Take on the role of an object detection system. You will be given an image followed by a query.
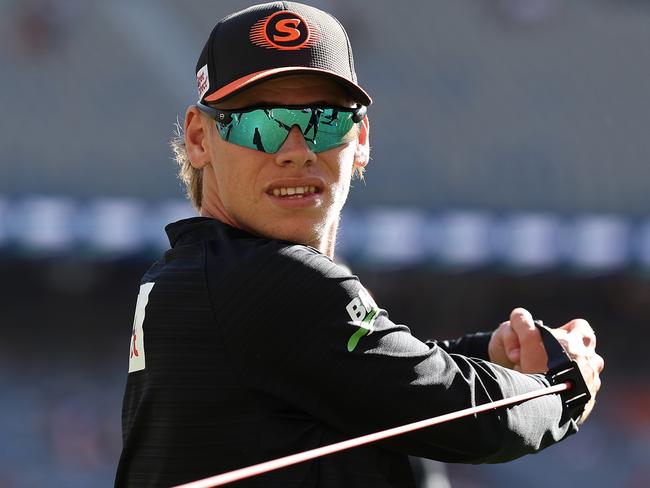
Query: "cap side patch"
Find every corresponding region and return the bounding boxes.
[197,64,210,100]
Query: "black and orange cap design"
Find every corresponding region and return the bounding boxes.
[195,1,371,106]
[249,10,318,51]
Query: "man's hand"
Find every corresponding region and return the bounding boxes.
[488,308,604,423]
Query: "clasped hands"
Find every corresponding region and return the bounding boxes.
[488,308,604,423]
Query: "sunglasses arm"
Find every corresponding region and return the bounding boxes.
[196,101,234,124]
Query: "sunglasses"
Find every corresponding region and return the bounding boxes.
[196,101,367,154]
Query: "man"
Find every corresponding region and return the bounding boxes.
[115,2,603,487]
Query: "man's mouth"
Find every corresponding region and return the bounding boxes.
[270,186,320,198]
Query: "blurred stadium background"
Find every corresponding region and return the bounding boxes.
[1,0,649,486]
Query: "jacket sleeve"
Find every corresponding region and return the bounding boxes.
[434,331,494,360]
[211,245,578,464]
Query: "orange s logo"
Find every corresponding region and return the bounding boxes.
[273,18,301,42]
[250,11,317,51]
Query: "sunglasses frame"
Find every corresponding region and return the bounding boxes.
[196,101,367,125]
[195,101,367,154]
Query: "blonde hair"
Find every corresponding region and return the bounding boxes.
[171,120,202,212]
[170,120,366,213]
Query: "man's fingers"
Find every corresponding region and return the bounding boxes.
[562,319,597,350]
[508,308,548,373]
[593,353,605,374]
[501,323,521,364]
[492,310,601,379]
[509,308,540,347]
[580,354,603,394]
[489,321,519,368]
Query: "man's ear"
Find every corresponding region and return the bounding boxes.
[185,106,210,169]
[354,115,370,170]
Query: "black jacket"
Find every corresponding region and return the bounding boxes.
[115,217,576,487]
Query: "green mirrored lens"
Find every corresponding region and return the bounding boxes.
[217,107,358,154]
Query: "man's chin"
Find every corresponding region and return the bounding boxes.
[264,223,323,248]
[275,230,321,248]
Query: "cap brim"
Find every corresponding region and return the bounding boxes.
[203,67,372,106]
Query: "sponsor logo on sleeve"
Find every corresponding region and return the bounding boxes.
[345,287,379,352]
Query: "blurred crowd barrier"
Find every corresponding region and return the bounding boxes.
[1,194,649,273]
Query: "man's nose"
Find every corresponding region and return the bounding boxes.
[274,126,316,167]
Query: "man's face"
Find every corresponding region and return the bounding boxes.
[193,75,366,251]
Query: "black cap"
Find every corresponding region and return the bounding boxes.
[195,1,371,106]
